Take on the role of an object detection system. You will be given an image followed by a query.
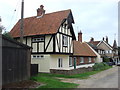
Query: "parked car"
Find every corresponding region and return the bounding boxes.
[117,62,120,66]
[104,62,114,66]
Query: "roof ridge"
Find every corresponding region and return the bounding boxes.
[20,9,71,20]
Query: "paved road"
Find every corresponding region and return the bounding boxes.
[77,66,118,88]
[61,66,119,88]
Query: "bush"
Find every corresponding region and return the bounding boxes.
[103,57,110,62]
[93,62,111,71]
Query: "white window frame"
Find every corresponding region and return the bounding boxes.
[69,57,72,67]
[88,57,92,62]
[58,58,63,68]
[32,37,44,42]
[80,57,84,63]
[32,55,44,59]
[63,35,68,46]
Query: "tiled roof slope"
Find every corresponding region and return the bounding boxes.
[73,41,97,57]
[89,41,100,46]
[10,9,72,38]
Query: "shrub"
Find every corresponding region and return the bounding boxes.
[103,57,110,62]
[93,62,111,71]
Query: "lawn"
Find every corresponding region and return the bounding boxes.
[30,63,112,88]
[30,75,78,88]
[30,70,102,88]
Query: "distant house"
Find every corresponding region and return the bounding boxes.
[71,41,97,69]
[2,35,31,85]
[10,5,76,73]
[88,36,120,64]
[112,39,119,64]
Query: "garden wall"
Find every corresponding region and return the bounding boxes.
[50,67,93,75]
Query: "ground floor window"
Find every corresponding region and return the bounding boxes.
[69,57,72,67]
[88,57,92,62]
[58,58,62,67]
[80,57,84,63]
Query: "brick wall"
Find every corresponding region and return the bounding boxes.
[72,56,95,66]
[50,67,93,75]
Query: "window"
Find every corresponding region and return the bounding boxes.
[63,35,68,46]
[80,57,84,63]
[33,55,37,58]
[69,57,72,67]
[88,57,92,62]
[105,50,110,54]
[98,50,100,54]
[109,50,112,53]
[32,55,44,58]
[32,37,44,42]
[58,58,62,67]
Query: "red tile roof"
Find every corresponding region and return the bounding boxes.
[73,41,97,57]
[10,9,72,38]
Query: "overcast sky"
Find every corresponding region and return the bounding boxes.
[0,0,119,46]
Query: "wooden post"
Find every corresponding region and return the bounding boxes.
[20,0,24,43]
[74,57,76,69]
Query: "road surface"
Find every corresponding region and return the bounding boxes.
[61,66,119,88]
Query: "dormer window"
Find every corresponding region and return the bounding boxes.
[32,37,44,42]
[63,35,68,46]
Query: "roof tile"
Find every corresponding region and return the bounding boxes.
[73,41,97,57]
[10,9,71,38]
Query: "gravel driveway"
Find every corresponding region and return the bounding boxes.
[61,66,119,88]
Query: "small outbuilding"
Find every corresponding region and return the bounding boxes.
[2,35,31,85]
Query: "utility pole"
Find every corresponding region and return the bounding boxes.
[20,0,24,43]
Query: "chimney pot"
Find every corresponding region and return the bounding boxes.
[37,5,45,16]
[106,36,108,43]
[90,37,94,42]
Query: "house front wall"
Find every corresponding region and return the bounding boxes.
[49,55,70,70]
[31,54,50,72]
[86,43,102,63]
[31,54,71,72]
[55,20,73,54]
[97,42,113,57]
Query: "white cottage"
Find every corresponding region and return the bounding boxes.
[10,5,76,73]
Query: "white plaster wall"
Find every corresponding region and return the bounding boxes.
[27,37,31,46]
[39,43,44,52]
[55,33,59,52]
[49,55,70,70]
[45,35,53,52]
[32,43,37,52]
[31,54,50,72]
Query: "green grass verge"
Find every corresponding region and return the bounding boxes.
[30,64,112,88]
[30,76,78,88]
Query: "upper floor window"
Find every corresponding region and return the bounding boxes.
[88,57,92,62]
[32,37,44,42]
[63,35,68,46]
[80,57,84,63]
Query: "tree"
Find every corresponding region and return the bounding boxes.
[0,17,5,34]
[3,31,13,39]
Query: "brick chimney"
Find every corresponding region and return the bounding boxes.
[37,5,45,16]
[106,36,108,43]
[90,37,94,42]
[103,37,104,41]
[78,30,82,42]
